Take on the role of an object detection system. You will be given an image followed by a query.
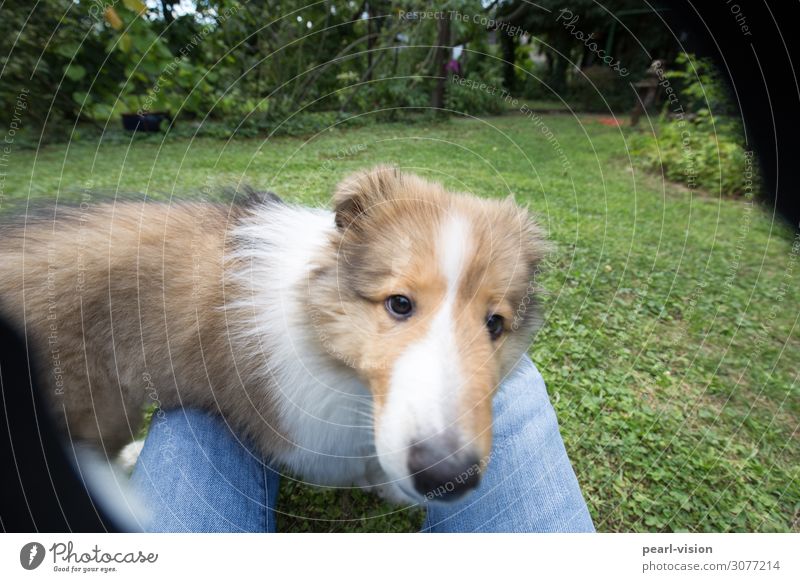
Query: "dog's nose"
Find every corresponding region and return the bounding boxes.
[407,441,482,502]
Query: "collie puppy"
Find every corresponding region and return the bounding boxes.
[0,166,546,504]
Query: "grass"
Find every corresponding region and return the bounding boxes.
[4,112,798,532]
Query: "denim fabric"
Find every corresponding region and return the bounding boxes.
[129,409,280,532]
[422,356,595,532]
[130,356,594,532]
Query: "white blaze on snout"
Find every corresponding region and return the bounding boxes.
[376,213,473,487]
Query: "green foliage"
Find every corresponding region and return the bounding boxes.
[3,115,795,532]
[629,114,760,198]
[2,0,690,140]
[336,75,430,118]
[666,52,737,117]
[106,4,179,113]
[515,40,551,101]
[629,53,759,198]
[445,78,505,116]
[0,0,122,135]
[279,480,423,533]
[2,1,456,136]
[446,59,507,116]
[503,0,680,105]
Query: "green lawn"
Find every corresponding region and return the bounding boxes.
[5,113,798,532]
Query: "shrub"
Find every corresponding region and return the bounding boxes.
[630,113,760,197]
[337,74,431,120]
[445,77,507,117]
[667,52,738,117]
[445,58,507,116]
[629,53,761,198]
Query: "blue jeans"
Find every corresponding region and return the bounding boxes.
[129,356,595,532]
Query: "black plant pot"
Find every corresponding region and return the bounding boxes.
[121,111,171,132]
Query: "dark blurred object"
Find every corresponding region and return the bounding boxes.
[0,318,120,532]
[121,111,172,132]
[664,0,800,229]
[630,60,662,127]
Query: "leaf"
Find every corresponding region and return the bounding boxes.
[65,64,86,81]
[119,32,132,53]
[644,515,665,528]
[132,33,153,54]
[71,91,88,104]
[122,0,147,15]
[54,43,80,59]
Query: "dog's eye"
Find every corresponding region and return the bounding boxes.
[487,314,504,340]
[385,295,413,319]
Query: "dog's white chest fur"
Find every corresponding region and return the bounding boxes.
[229,204,384,489]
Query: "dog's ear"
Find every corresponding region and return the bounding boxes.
[333,165,401,231]
[518,206,551,274]
[500,194,551,270]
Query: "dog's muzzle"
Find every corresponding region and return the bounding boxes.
[407,437,482,502]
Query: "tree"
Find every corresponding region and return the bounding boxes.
[494,0,679,99]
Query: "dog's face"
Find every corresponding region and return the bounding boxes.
[310,166,547,503]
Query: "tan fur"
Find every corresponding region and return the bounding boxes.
[0,202,285,455]
[310,166,547,463]
[0,167,547,489]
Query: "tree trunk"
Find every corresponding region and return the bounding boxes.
[549,37,571,95]
[366,3,373,81]
[160,0,174,25]
[431,18,451,110]
[500,30,516,94]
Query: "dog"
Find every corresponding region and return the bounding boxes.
[0,166,547,504]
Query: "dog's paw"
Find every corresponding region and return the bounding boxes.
[360,481,415,506]
[116,439,145,474]
[358,458,417,506]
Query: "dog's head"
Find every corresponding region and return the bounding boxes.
[310,166,548,503]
